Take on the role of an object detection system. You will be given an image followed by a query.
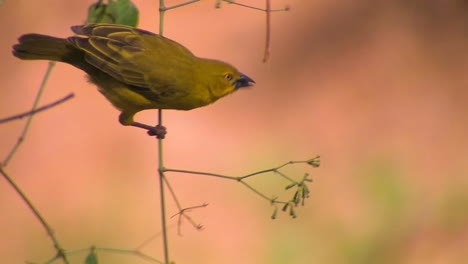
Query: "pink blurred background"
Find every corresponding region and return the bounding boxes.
[1,0,467,263]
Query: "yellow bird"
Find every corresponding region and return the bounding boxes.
[12,23,254,138]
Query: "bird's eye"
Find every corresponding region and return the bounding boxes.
[224,74,233,81]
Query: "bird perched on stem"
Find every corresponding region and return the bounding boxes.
[12,23,255,138]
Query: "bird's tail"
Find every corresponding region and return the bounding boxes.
[12,34,76,62]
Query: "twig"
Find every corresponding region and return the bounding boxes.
[98,247,164,264]
[158,1,170,262]
[162,157,320,216]
[0,167,69,264]
[164,160,315,180]
[64,246,163,264]
[163,176,205,234]
[170,202,207,235]
[263,0,271,62]
[2,61,56,167]
[0,93,74,124]
[160,0,201,11]
[156,108,169,264]
[221,0,289,12]
[134,223,185,253]
[218,0,290,62]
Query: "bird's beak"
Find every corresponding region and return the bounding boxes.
[235,73,255,89]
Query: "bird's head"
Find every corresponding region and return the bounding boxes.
[199,59,255,101]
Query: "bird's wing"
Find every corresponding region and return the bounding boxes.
[68,24,193,90]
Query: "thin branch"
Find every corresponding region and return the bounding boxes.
[157,129,170,264]
[221,0,289,12]
[0,93,74,124]
[161,0,201,11]
[165,167,289,204]
[238,180,278,202]
[164,160,316,181]
[2,61,56,167]
[158,1,170,262]
[170,203,207,235]
[163,176,205,234]
[65,246,164,264]
[135,232,164,252]
[163,176,184,235]
[134,222,179,251]
[97,247,164,264]
[162,176,183,210]
[159,1,166,35]
[163,158,320,217]
[170,204,208,218]
[240,160,311,179]
[274,170,295,182]
[0,167,69,264]
[218,0,290,62]
[263,0,271,62]
[164,168,237,180]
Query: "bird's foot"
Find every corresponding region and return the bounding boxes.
[131,122,167,139]
[147,124,167,139]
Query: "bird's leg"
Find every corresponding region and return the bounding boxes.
[131,122,167,139]
[119,113,167,139]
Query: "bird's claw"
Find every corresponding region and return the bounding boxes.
[147,125,167,139]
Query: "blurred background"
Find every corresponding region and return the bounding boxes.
[1,0,467,263]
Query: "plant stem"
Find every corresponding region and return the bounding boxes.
[65,246,164,264]
[0,93,74,124]
[3,61,56,166]
[157,129,170,264]
[263,0,271,62]
[158,1,169,262]
[164,168,237,180]
[162,0,201,11]
[222,0,288,12]
[159,0,165,35]
[0,167,68,264]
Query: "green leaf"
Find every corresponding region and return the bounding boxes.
[271,206,278,219]
[86,2,114,24]
[108,0,139,27]
[85,251,98,264]
[86,0,139,26]
[302,184,310,198]
[306,155,321,167]
[289,206,296,218]
[293,190,300,205]
[285,182,297,190]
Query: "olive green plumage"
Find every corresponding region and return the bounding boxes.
[12,23,254,127]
